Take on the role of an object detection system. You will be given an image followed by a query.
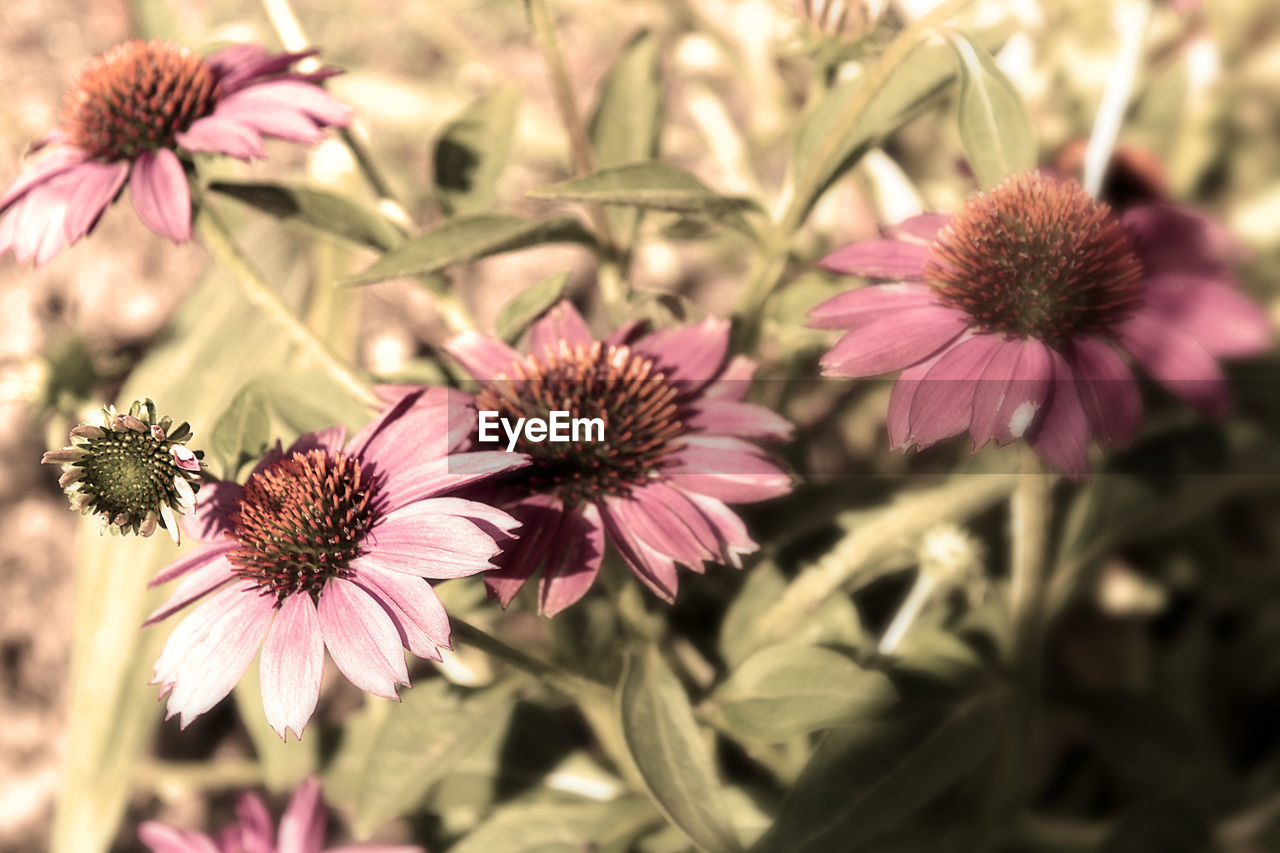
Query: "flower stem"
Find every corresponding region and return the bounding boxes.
[450,617,611,704]
[878,571,937,654]
[1009,451,1051,678]
[1082,0,1152,197]
[196,206,379,409]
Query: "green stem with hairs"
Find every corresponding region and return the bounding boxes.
[450,617,611,704]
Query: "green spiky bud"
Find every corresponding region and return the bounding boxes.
[42,398,205,542]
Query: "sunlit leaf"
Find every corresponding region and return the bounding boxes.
[529,162,760,219]
[208,380,270,478]
[435,86,522,216]
[619,647,741,853]
[209,180,406,252]
[449,797,658,853]
[341,214,595,286]
[495,271,570,343]
[947,33,1037,188]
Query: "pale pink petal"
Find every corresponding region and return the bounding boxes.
[354,561,453,656]
[156,583,275,728]
[885,213,951,244]
[0,147,88,213]
[346,390,439,472]
[62,159,128,243]
[1027,350,1092,477]
[1138,274,1272,358]
[260,593,324,741]
[1068,337,1142,448]
[317,578,409,699]
[665,436,793,503]
[1115,311,1230,418]
[818,239,930,279]
[631,317,730,385]
[529,300,593,353]
[819,304,969,378]
[380,450,528,510]
[368,497,518,577]
[969,337,1053,450]
[904,334,1002,449]
[808,283,938,329]
[131,149,191,242]
[138,822,220,853]
[276,776,327,853]
[144,550,236,627]
[445,331,522,379]
[681,490,758,568]
[599,499,680,601]
[176,115,265,160]
[539,502,606,616]
[684,399,792,441]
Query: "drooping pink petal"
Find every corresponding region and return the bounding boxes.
[137,822,220,853]
[887,349,948,450]
[180,479,242,544]
[212,100,325,145]
[1068,337,1143,448]
[885,213,951,244]
[1123,203,1241,277]
[599,499,680,601]
[631,317,730,385]
[175,115,265,160]
[529,300,593,354]
[156,583,275,727]
[234,793,275,851]
[608,489,712,569]
[633,482,725,565]
[538,502,606,617]
[276,776,327,853]
[208,45,321,92]
[144,549,236,627]
[1137,274,1272,358]
[368,497,518,577]
[62,159,129,243]
[219,80,353,127]
[818,239,930,279]
[259,593,324,741]
[0,147,88,214]
[702,355,756,401]
[904,334,1003,449]
[808,283,939,329]
[483,495,566,608]
[446,331,522,379]
[1115,311,1230,418]
[665,435,793,503]
[969,337,1053,450]
[681,489,759,568]
[7,180,72,265]
[317,578,409,700]
[131,148,191,242]
[1027,350,1092,477]
[684,399,793,441]
[354,561,453,657]
[819,304,969,378]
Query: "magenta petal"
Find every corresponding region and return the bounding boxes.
[138,822,220,853]
[635,482,724,561]
[484,495,566,608]
[539,502,605,616]
[176,115,265,160]
[969,337,1053,449]
[157,583,274,727]
[684,399,793,441]
[131,149,191,242]
[288,425,347,457]
[599,499,680,601]
[148,542,234,588]
[234,793,274,851]
[144,551,236,627]
[610,489,711,569]
[888,349,948,450]
[702,355,756,401]
[221,80,353,126]
[213,100,325,145]
[1123,203,1240,276]
[632,317,731,385]
[1115,312,1230,418]
[808,283,938,330]
[818,239,930,279]
[885,213,951,244]
[529,300,593,354]
[666,436,792,503]
[62,159,128,243]
[277,776,327,853]
[820,305,969,378]
[905,334,1002,449]
[1068,337,1142,448]
[355,561,452,656]
[317,577,409,699]
[259,593,324,741]
[0,147,88,213]
[1027,350,1091,477]
[681,490,758,568]
[446,331,522,379]
[1138,274,1272,358]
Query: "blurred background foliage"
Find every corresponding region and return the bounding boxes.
[2,0,1280,851]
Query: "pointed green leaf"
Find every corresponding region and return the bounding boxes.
[619,647,741,853]
[435,86,522,216]
[529,162,760,219]
[449,797,659,853]
[209,180,406,252]
[209,380,270,478]
[495,270,571,343]
[947,33,1037,188]
[341,214,595,286]
[352,679,520,838]
[750,694,1002,853]
[709,646,896,743]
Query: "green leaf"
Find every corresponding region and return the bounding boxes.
[750,694,1002,853]
[449,797,659,853]
[529,162,759,219]
[435,86,522,216]
[618,647,741,853]
[709,646,896,743]
[352,679,519,838]
[253,368,373,438]
[209,181,406,252]
[495,271,571,343]
[947,33,1037,189]
[341,214,595,286]
[208,380,270,478]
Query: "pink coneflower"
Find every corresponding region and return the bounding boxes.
[139,776,422,853]
[146,388,525,739]
[0,39,351,265]
[445,301,793,616]
[811,170,1272,474]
